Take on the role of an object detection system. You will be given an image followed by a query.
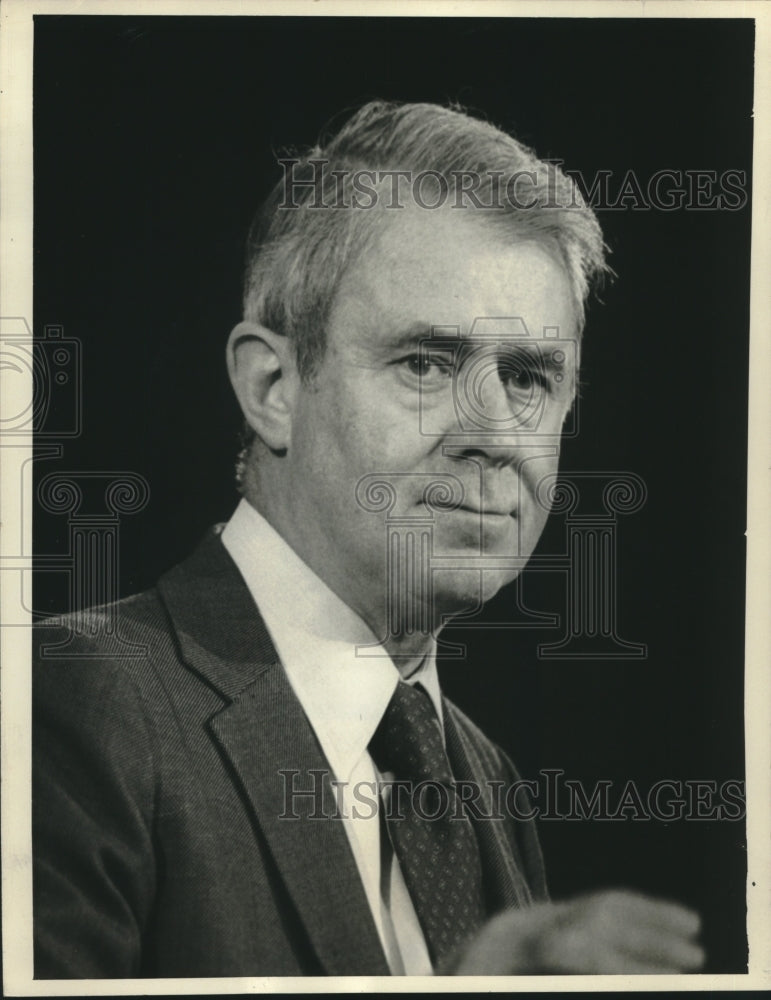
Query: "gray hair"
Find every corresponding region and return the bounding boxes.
[236,101,609,482]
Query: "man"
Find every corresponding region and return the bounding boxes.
[33,101,705,977]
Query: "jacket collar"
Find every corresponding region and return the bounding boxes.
[156,527,390,976]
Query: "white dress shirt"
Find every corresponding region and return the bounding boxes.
[221,498,438,975]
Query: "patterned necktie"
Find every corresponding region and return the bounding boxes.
[369,681,486,968]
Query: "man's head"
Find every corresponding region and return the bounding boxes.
[227,101,608,639]
[241,100,606,379]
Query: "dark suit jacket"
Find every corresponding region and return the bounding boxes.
[32,527,547,978]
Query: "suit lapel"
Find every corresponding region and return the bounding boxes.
[157,528,390,976]
[208,665,390,975]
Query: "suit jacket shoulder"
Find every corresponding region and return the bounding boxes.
[33,528,390,978]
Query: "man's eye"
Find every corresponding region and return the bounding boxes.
[403,353,455,378]
[500,359,549,393]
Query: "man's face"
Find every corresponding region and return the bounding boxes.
[280,206,578,629]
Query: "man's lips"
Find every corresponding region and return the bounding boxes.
[456,505,515,518]
[418,494,518,517]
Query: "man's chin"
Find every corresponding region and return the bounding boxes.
[431,566,521,622]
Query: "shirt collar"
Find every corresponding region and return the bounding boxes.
[221,498,444,781]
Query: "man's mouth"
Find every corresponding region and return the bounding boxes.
[419,493,518,518]
[455,504,515,518]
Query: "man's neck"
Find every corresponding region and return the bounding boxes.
[241,486,441,677]
[381,631,438,679]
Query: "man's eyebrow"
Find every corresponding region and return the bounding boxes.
[383,322,437,351]
[498,342,572,372]
[384,323,513,351]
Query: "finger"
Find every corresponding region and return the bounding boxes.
[601,956,698,975]
[539,894,704,975]
[615,923,706,971]
[543,938,701,976]
[594,889,702,938]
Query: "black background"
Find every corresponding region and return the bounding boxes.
[33,15,752,972]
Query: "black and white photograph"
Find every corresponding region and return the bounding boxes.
[1,0,769,991]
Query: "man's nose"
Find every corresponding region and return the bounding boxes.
[448,360,558,466]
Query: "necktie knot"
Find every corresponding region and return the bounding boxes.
[369,681,452,786]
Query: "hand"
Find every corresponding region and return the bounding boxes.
[452,889,705,975]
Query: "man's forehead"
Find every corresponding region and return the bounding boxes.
[328,208,580,348]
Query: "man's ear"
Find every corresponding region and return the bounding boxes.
[226,321,299,453]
